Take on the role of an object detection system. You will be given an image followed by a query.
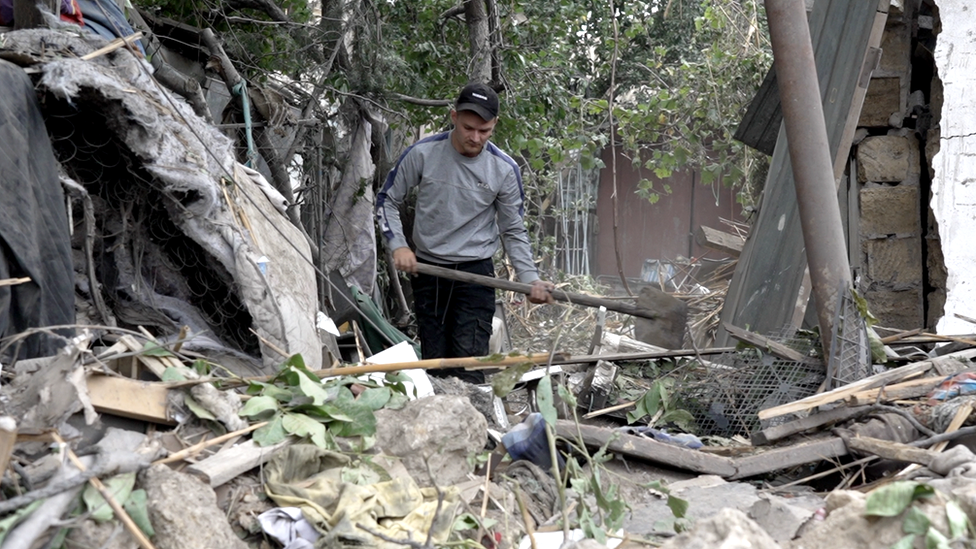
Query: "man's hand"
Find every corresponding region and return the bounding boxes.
[529,280,556,304]
[392,247,418,274]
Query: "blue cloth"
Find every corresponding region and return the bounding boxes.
[74,0,145,54]
[502,413,565,470]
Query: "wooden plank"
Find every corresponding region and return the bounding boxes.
[554,420,737,477]
[86,375,175,425]
[751,405,868,446]
[0,417,16,478]
[187,437,296,487]
[846,436,937,466]
[729,437,848,480]
[695,226,745,257]
[758,349,976,420]
[846,377,942,406]
[722,322,816,364]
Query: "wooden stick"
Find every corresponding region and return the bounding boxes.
[880,328,923,344]
[154,421,267,465]
[0,418,17,479]
[846,377,943,406]
[52,434,158,549]
[80,32,144,61]
[582,400,636,419]
[0,277,31,287]
[172,326,189,353]
[847,436,938,466]
[758,349,976,421]
[414,262,659,320]
[898,403,972,478]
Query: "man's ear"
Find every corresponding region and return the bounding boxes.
[450,109,458,127]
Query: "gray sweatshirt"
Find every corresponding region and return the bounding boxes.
[376,131,540,283]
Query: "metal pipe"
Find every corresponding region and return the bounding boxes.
[764,0,852,357]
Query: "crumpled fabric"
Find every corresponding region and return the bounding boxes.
[928,372,976,405]
[929,445,976,478]
[264,445,458,549]
[258,507,320,549]
[503,413,565,470]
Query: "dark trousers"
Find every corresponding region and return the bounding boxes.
[413,257,495,383]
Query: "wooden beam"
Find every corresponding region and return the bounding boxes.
[554,420,737,477]
[186,437,297,487]
[722,322,818,364]
[758,349,976,420]
[729,437,848,480]
[0,417,16,479]
[845,377,942,406]
[751,405,868,446]
[696,226,745,257]
[86,375,175,425]
[846,436,938,466]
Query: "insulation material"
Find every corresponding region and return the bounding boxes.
[322,117,377,295]
[931,0,976,336]
[4,29,320,372]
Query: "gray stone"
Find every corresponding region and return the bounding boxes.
[859,78,903,128]
[140,464,248,549]
[879,24,912,75]
[748,493,820,543]
[863,288,923,330]
[864,236,923,286]
[857,136,913,183]
[634,286,688,349]
[859,185,920,237]
[626,476,760,535]
[374,395,487,488]
[659,508,782,549]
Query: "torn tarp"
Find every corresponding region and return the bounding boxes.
[0,59,74,358]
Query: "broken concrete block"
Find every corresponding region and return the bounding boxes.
[140,463,249,549]
[634,286,687,349]
[863,287,924,331]
[658,508,781,549]
[857,136,914,183]
[859,185,920,237]
[794,489,952,549]
[864,236,923,286]
[748,493,819,543]
[374,395,487,488]
[859,78,903,128]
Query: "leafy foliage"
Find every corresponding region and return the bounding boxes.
[626,377,696,432]
[241,354,407,448]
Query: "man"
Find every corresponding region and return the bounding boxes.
[376,82,554,381]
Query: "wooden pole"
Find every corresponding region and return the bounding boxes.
[414,263,658,320]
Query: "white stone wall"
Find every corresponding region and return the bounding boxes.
[932,0,976,334]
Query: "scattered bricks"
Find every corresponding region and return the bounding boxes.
[859,77,903,128]
[857,135,914,183]
[863,288,924,330]
[879,24,912,75]
[859,185,919,237]
[864,237,923,286]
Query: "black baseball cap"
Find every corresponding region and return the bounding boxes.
[455,82,499,121]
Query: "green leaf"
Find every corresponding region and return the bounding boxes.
[536,374,557,427]
[142,341,172,357]
[659,409,697,432]
[667,495,689,519]
[254,414,287,446]
[239,395,280,419]
[891,534,916,549]
[329,390,377,437]
[83,472,136,521]
[0,500,43,545]
[945,500,969,539]
[491,362,534,398]
[123,489,155,537]
[925,527,950,549]
[357,387,392,411]
[183,394,217,421]
[557,382,577,409]
[643,479,671,495]
[161,367,186,382]
[903,506,930,535]
[865,482,933,517]
[297,369,332,405]
[282,412,327,447]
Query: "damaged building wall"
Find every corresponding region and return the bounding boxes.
[853,0,929,330]
[930,0,976,336]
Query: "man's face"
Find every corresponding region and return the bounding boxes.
[451,109,497,157]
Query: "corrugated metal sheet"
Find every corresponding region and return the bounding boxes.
[716,0,887,345]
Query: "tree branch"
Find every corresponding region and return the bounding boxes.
[224,0,290,22]
[390,93,452,108]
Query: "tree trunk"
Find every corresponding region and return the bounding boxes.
[463,0,491,83]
